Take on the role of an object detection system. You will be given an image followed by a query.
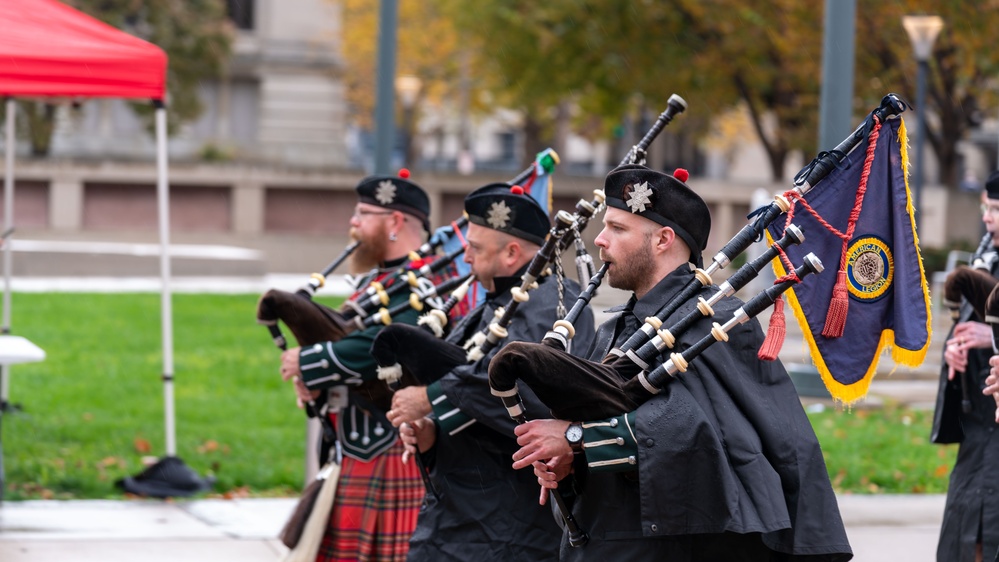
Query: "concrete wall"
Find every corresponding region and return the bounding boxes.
[8,160,959,277]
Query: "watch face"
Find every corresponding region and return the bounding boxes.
[566,424,583,443]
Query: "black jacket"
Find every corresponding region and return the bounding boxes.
[408,271,596,562]
[932,243,999,562]
[562,267,852,561]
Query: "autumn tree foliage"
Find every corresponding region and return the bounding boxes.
[343,1,999,186]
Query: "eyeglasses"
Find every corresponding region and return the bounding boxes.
[352,209,394,219]
[980,204,999,216]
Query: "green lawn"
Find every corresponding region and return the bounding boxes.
[808,404,957,494]
[0,292,957,499]
[1,292,343,500]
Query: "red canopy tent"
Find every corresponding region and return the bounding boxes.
[0,0,205,496]
[0,0,166,98]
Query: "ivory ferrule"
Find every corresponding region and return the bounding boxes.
[637,371,660,395]
[625,349,650,371]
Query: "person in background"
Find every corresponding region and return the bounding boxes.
[377,183,596,561]
[935,170,999,562]
[278,171,444,562]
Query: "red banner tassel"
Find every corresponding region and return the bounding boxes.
[821,269,850,338]
[758,296,786,361]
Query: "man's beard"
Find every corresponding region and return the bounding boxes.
[602,237,655,292]
[349,225,389,274]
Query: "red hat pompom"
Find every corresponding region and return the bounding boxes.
[398,168,411,179]
[510,185,525,195]
[673,168,689,182]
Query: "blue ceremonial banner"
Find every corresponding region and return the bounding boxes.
[766,117,931,403]
[520,148,557,214]
[429,218,480,308]
[429,148,558,310]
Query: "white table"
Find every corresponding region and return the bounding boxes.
[0,335,45,502]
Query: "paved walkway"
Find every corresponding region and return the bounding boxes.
[0,494,947,562]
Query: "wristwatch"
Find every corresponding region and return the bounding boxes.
[565,422,584,453]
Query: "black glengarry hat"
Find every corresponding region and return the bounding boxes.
[464,183,551,246]
[986,169,999,200]
[604,164,710,267]
[356,168,431,232]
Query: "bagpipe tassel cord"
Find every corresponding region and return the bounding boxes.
[758,295,786,361]
[822,116,882,337]
[758,244,797,360]
[821,270,851,337]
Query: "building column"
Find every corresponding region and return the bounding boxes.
[232,180,265,234]
[49,176,83,231]
[427,185,444,234]
[712,200,735,252]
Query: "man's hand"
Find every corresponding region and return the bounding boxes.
[292,377,320,407]
[986,356,999,423]
[512,419,572,470]
[399,417,436,464]
[279,347,302,381]
[386,385,431,427]
[279,347,319,406]
[943,338,968,381]
[533,455,574,505]
[952,321,993,350]
[945,322,994,380]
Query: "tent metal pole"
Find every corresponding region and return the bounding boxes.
[155,105,175,457]
[1,99,15,407]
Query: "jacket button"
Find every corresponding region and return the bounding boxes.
[645,438,655,447]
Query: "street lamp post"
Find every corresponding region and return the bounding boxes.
[395,75,422,169]
[902,15,944,233]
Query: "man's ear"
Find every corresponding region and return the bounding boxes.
[504,240,521,265]
[390,210,407,231]
[652,226,676,255]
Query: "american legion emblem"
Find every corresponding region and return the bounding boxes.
[845,235,893,301]
[376,180,397,205]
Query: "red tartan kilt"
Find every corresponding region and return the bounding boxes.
[315,440,423,562]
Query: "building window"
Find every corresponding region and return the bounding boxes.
[226,0,254,30]
[498,131,516,165]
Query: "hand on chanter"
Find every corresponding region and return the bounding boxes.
[279,347,302,381]
[944,335,969,381]
[291,377,321,407]
[399,417,436,464]
[512,419,572,470]
[945,321,993,380]
[279,348,320,407]
[533,456,573,506]
[951,321,993,350]
[386,385,431,427]
[985,356,999,423]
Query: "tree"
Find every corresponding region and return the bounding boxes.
[450,1,999,186]
[341,0,619,169]
[340,0,473,169]
[342,1,999,186]
[855,0,999,189]
[21,0,233,156]
[444,0,826,179]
